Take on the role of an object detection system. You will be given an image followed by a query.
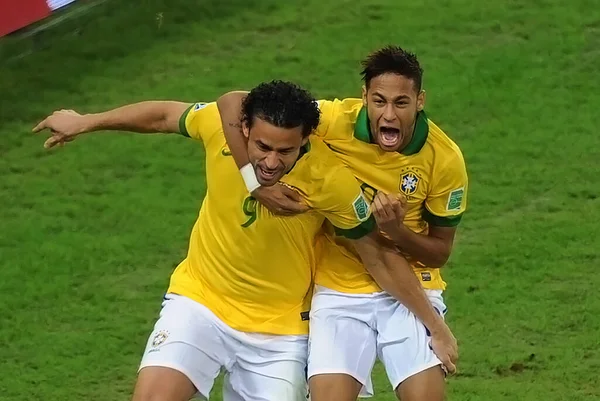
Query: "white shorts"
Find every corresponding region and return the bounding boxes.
[139,294,308,401]
[307,286,446,397]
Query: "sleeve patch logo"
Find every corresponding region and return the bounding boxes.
[192,102,208,112]
[446,188,464,211]
[353,193,370,222]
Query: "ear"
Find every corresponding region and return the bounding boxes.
[242,121,250,139]
[361,85,368,107]
[416,90,426,112]
[301,136,309,146]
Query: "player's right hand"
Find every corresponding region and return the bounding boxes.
[430,324,459,375]
[32,109,88,148]
[252,184,309,216]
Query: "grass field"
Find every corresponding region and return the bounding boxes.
[1,0,599,400]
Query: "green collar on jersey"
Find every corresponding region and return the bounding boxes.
[353,107,429,156]
[298,140,311,158]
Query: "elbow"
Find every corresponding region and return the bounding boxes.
[428,248,451,268]
[216,91,247,110]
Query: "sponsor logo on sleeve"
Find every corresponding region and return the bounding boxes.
[353,193,370,221]
[192,102,208,112]
[446,188,465,211]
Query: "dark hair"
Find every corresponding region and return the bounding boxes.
[241,80,320,138]
[360,45,423,92]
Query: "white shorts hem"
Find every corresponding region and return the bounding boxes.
[138,361,207,400]
[390,360,443,390]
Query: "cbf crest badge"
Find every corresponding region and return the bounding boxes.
[151,330,169,348]
[400,172,419,195]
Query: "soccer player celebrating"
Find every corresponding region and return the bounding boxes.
[33,80,453,401]
[217,46,467,401]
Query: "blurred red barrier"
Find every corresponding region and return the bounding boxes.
[0,0,51,37]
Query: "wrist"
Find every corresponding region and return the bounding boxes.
[81,113,100,134]
[427,319,450,336]
[240,163,261,193]
[388,221,408,240]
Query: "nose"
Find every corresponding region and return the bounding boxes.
[383,104,396,122]
[263,152,280,170]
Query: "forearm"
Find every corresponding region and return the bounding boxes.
[217,91,250,168]
[387,224,450,267]
[83,101,184,134]
[359,241,447,333]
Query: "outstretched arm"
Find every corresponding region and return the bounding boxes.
[33,101,191,148]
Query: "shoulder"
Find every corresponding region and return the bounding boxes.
[425,118,466,170]
[316,98,363,140]
[304,136,349,176]
[181,102,224,145]
[287,137,355,191]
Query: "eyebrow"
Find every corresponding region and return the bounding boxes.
[257,140,294,153]
[371,92,411,101]
[256,140,272,150]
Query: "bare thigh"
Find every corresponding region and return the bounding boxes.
[132,366,198,401]
[395,365,445,401]
[309,373,362,401]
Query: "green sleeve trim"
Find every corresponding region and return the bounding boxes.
[334,215,377,239]
[178,104,194,137]
[422,208,463,227]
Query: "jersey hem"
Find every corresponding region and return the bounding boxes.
[167,284,310,336]
[315,268,447,293]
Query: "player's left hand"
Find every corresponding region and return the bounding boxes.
[372,192,407,235]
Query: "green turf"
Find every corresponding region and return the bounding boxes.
[1,0,599,400]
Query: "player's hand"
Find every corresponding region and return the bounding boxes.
[252,184,309,216]
[371,192,407,235]
[429,324,459,376]
[32,109,88,148]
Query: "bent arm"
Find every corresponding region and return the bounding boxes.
[216,91,250,168]
[351,234,447,334]
[385,225,456,268]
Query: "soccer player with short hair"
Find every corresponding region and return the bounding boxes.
[33,80,451,401]
[217,46,467,401]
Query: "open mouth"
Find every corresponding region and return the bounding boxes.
[257,166,279,182]
[379,126,401,147]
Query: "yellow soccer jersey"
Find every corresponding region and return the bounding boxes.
[168,102,375,335]
[315,98,468,292]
